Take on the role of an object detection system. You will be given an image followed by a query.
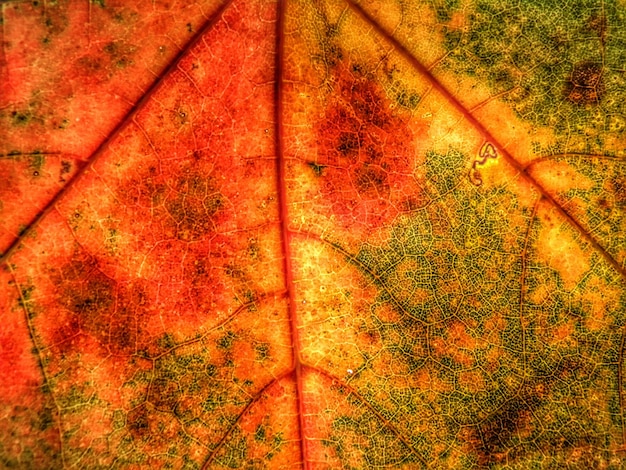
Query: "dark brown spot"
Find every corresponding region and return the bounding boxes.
[566,62,604,105]
[127,405,150,441]
[610,176,626,207]
[313,47,420,232]
[472,396,535,465]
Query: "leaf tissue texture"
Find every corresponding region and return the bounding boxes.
[1,0,625,468]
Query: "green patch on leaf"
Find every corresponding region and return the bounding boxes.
[217,330,236,350]
[308,161,326,176]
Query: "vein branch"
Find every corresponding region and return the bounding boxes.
[311,366,430,469]
[524,152,626,170]
[617,326,626,450]
[274,1,308,468]
[201,375,285,469]
[9,264,66,467]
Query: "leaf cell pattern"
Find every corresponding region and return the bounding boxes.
[1,0,625,468]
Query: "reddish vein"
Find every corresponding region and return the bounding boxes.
[523,152,626,170]
[346,0,626,281]
[617,326,626,450]
[201,374,285,469]
[274,0,308,468]
[0,0,234,265]
[519,200,540,384]
[147,289,288,361]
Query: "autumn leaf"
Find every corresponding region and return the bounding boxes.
[1,0,626,468]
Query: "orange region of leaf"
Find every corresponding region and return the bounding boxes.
[409,367,432,390]
[485,347,503,373]
[527,278,556,306]
[534,204,590,292]
[0,0,228,157]
[368,348,406,377]
[447,11,469,30]
[459,370,486,393]
[448,320,478,350]
[1,0,626,467]
[549,321,575,345]
[0,272,43,402]
[0,154,84,254]
[372,301,402,324]
[301,368,347,469]
[528,160,595,194]
[582,276,621,331]
[291,235,385,380]
[431,320,482,368]
[483,312,507,340]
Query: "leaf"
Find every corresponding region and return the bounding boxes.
[1,0,626,468]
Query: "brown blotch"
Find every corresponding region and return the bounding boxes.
[127,405,151,441]
[54,255,150,355]
[319,67,402,199]
[313,52,422,232]
[56,257,116,348]
[108,283,150,354]
[354,165,388,197]
[148,377,181,412]
[123,166,222,242]
[566,61,604,105]
[585,14,607,46]
[471,396,534,465]
[103,41,136,69]
[465,357,589,465]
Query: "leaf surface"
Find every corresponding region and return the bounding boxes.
[1,0,626,468]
